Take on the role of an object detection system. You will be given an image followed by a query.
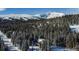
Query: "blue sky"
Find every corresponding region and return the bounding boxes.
[0,8,79,15]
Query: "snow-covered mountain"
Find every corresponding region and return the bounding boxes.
[0,12,65,21]
[0,14,38,21]
[47,12,65,19]
[34,12,65,19]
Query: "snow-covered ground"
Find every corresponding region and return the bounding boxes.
[70,25,79,33]
[28,46,40,51]
[50,46,76,51]
[0,31,20,51]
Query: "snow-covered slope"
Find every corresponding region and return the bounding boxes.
[70,25,79,33]
[0,14,38,21]
[34,12,65,19]
[0,12,65,21]
[0,31,20,51]
[47,12,65,19]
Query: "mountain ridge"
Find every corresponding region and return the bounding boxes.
[0,12,65,21]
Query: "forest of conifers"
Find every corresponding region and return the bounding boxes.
[0,14,79,51]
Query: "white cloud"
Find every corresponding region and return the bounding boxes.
[0,8,6,11]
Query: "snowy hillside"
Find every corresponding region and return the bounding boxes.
[0,12,65,21]
[34,12,65,19]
